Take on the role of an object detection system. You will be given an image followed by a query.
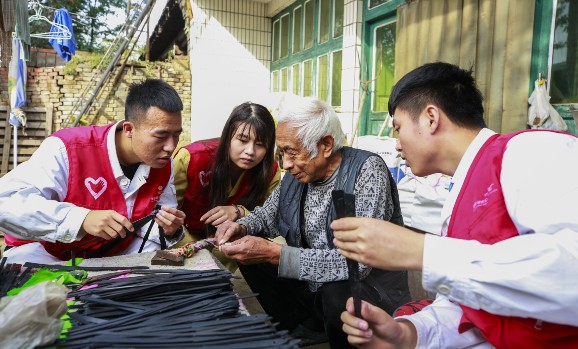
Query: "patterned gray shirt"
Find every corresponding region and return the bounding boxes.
[238,155,393,291]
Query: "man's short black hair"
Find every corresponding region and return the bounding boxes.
[388,62,486,129]
[125,79,183,123]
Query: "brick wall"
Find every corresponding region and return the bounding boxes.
[0,56,191,146]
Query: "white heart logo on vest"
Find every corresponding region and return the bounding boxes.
[85,177,108,199]
[199,171,210,188]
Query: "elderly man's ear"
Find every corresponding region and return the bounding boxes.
[319,135,335,158]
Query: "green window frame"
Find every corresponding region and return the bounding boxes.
[271,0,344,107]
[530,0,578,134]
[359,0,404,136]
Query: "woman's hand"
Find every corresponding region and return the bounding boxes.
[201,205,241,226]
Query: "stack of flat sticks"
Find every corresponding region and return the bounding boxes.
[54,269,300,348]
[0,257,32,298]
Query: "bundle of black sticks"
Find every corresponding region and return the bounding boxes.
[50,268,300,348]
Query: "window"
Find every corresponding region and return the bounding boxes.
[372,21,396,112]
[369,0,389,9]
[271,70,279,92]
[292,63,301,95]
[319,0,331,44]
[551,0,578,103]
[332,50,342,106]
[271,0,343,107]
[293,6,302,53]
[303,60,314,96]
[272,20,280,61]
[280,14,290,59]
[334,0,344,38]
[317,54,329,101]
[304,0,314,50]
[281,67,289,92]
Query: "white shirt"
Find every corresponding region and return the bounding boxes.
[399,129,578,348]
[0,123,179,262]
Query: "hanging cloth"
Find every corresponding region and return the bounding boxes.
[48,8,76,61]
[527,78,567,131]
[1,0,17,31]
[8,38,27,134]
[14,0,29,60]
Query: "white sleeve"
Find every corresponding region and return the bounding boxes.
[422,132,578,326]
[0,137,90,243]
[158,160,178,208]
[396,295,492,349]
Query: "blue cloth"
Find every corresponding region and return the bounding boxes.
[48,8,76,62]
[8,38,26,110]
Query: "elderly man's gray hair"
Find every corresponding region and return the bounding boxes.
[277,97,346,158]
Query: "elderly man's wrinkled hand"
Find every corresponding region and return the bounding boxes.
[215,220,245,245]
[219,236,281,265]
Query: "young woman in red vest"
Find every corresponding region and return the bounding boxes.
[172,102,280,270]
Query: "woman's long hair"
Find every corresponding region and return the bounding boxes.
[208,102,276,210]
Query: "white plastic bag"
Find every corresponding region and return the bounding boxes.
[0,281,68,349]
[528,80,567,131]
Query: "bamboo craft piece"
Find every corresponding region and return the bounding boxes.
[151,238,217,266]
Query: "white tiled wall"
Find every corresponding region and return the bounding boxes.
[188,0,272,141]
[340,0,363,141]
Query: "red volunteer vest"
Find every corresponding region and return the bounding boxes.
[179,138,278,236]
[5,124,171,260]
[447,130,578,348]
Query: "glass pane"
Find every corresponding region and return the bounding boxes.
[272,70,279,92]
[319,0,330,44]
[369,0,389,9]
[331,50,342,106]
[281,67,289,92]
[551,0,578,103]
[280,14,290,59]
[303,60,314,96]
[293,6,302,53]
[318,54,329,101]
[372,22,396,112]
[304,0,314,50]
[272,20,280,61]
[333,0,344,38]
[292,63,301,95]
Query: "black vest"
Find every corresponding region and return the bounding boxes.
[278,146,403,248]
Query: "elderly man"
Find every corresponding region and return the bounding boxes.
[216,97,410,349]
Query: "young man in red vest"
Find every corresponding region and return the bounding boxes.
[1,79,186,264]
[332,62,578,348]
